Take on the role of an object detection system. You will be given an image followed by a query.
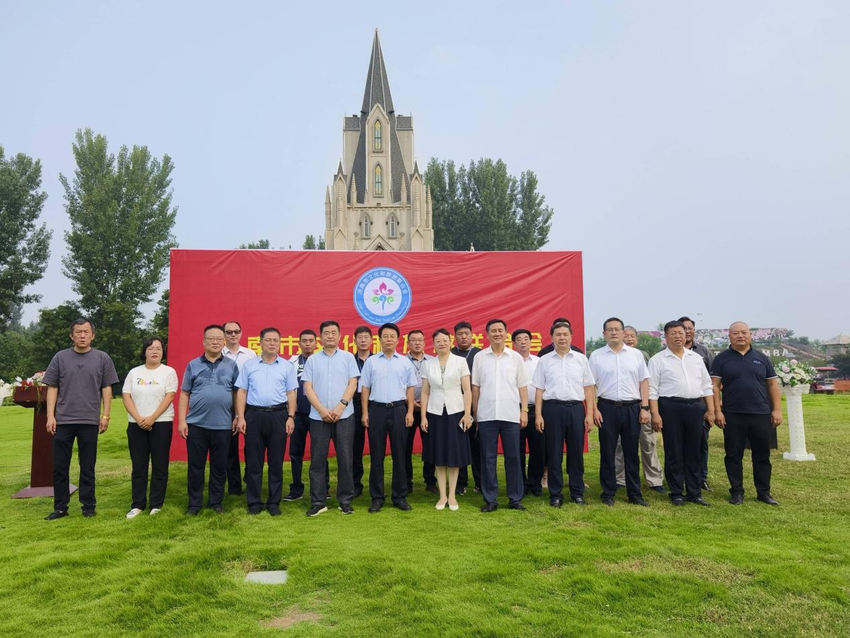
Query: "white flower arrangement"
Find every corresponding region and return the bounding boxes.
[775,359,816,387]
[14,371,46,388]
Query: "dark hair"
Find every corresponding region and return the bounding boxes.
[603,317,625,331]
[204,324,225,336]
[664,320,686,334]
[69,317,94,333]
[551,317,571,327]
[512,328,532,341]
[678,316,695,327]
[299,329,317,339]
[407,329,424,339]
[139,336,165,362]
[550,321,572,336]
[454,321,472,333]
[379,322,400,338]
[432,328,451,340]
[319,320,340,333]
[259,327,280,340]
[222,320,242,330]
[354,325,372,337]
[485,318,507,332]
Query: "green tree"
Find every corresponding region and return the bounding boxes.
[830,353,850,379]
[585,336,607,355]
[302,235,326,250]
[27,302,84,372]
[148,289,169,343]
[0,147,52,327]
[425,157,553,251]
[638,333,663,358]
[239,239,270,249]
[59,129,177,376]
[0,330,35,380]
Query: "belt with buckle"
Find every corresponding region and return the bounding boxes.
[544,399,581,406]
[659,397,702,405]
[246,403,287,412]
[598,398,640,407]
[369,400,405,409]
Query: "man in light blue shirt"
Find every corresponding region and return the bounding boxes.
[360,322,417,513]
[302,320,360,517]
[235,328,298,516]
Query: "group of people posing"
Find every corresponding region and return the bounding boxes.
[40,314,783,520]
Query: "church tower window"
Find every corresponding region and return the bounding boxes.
[361,214,372,238]
[374,165,383,197]
[388,214,398,238]
[374,120,382,151]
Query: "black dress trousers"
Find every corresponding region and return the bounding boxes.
[658,398,706,501]
[723,411,773,497]
[226,430,243,494]
[405,408,436,489]
[127,421,172,510]
[520,404,545,494]
[244,407,287,509]
[186,424,231,509]
[597,400,642,499]
[53,424,99,512]
[367,403,409,505]
[542,401,586,501]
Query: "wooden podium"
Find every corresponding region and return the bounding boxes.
[12,386,76,498]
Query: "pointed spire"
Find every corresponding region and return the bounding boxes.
[325,186,331,203]
[349,173,358,204]
[361,29,394,115]
[336,160,345,178]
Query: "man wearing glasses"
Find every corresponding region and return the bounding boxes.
[221,321,257,496]
[178,324,240,514]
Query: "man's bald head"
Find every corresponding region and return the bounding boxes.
[729,321,749,332]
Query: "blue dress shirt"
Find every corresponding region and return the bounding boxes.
[235,356,299,407]
[360,352,417,403]
[301,348,361,420]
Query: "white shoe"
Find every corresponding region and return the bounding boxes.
[449,503,459,511]
[126,508,143,519]
[435,500,447,511]
[149,508,161,516]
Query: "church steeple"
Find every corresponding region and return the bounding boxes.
[361,29,394,115]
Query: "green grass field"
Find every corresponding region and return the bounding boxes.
[1,396,848,637]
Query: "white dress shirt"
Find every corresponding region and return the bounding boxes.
[648,348,713,400]
[588,344,649,401]
[422,354,470,416]
[222,344,257,370]
[520,353,540,405]
[471,347,530,423]
[532,349,595,401]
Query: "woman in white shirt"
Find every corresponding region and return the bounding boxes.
[420,328,473,511]
[122,337,178,518]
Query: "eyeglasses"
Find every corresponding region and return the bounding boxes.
[225,330,241,335]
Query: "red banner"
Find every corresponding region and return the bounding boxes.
[168,250,584,460]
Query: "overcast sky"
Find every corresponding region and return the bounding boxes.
[3,1,848,339]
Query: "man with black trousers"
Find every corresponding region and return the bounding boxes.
[361,322,417,512]
[679,316,715,493]
[711,322,783,506]
[221,320,256,496]
[43,318,119,520]
[451,321,481,495]
[235,327,298,515]
[648,321,715,506]
[533,321,596,507]
[178,324,240,515]
[405,329,436,494]
[512,328,544,496]
[351,325,373,497]
[589,317,651,507]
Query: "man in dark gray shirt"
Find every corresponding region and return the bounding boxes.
[679,316,715,492]
[43,318,119,520]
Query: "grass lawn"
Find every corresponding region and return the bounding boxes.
[1,395,848,637]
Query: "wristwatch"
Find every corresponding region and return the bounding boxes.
[340,399,349,406]
[641,405,651,412]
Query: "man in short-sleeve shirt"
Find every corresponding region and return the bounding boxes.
[711,322,783,505]
[178,324,240,514]
[221,321,257,496]
[42,318,119,520]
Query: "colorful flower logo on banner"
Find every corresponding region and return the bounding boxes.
[353,267,412,325]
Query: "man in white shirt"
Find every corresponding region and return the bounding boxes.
[222,321,257,496]
[472,319,530,512]
[533,321,596,507]
[405,330,436,495]
[513,328,544,497]
[648,320,715,506]
[589,318,650,507]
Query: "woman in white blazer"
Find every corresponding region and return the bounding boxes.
[420,328,473,510]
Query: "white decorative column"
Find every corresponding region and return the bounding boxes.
[783,385,815,461]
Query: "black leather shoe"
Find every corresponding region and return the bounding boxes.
[701,481,712,492]
[757,494,780,506]
[82,508,96,517]
[306,505,328,517]
[394,500,412,511]
[282,493,302,502]
[508,503,527,511]
[689,497,710,507]
[425,484,439,495]
[572,497,586,506]
[671,498,686,507]
[729,494,744,505]
[650,485,666,493]
[211,505,224,513]
[368,500,383,513]
[267,506,281,516]
[480,502,498,513]
[550,498,563,508]
[601,497,614,507]
[45,510,68,521]
[455,487,467,496]
[186,507,200,516]
[339,503,354,515]
[248,506,263,515]
[628,496,649,507]
[473,486,482,494]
